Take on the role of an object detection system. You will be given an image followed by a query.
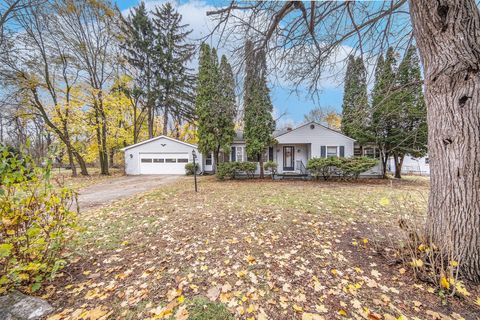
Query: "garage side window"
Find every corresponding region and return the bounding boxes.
[177,158,188,163]
[141,158,152,163]
[153,159,164,163]
[165,158,176,163]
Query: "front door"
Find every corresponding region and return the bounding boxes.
[283,146,295,171]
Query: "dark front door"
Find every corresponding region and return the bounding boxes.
[283,146,295,171]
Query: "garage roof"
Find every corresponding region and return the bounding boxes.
[120,135,198,151]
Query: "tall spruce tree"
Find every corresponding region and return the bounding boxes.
[195,44,236,171]
[391,46,427,178]
[120,1,157,138]
[243,41,275,178]
[371,48,398,178]
[152,2,195,135]
[341,56,369,143]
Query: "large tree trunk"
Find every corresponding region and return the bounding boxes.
[409,0,480,282]
[393,152,404,179]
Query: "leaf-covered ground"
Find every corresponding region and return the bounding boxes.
[44,176,480,319]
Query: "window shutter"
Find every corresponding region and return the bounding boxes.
[339,146,345,157]
[268,147,274,161]
[231,147,236,162]
[320,146,326,158]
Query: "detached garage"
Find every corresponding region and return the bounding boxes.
[121,136,201,175]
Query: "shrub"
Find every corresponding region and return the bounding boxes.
[238,162,257,178]
[0,145,35,185]
[216,162,257,179]
[0,146,78,293]
[185,162,199,175]
[307,156,378,181]
[263,161,277,179]
[216,162,237,180]
[338,157,378,180]
[307,157,342,180]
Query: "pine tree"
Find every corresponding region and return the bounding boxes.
[371,48,398,178]
[243,41,275,178]
[341,56,369,143]
[152,2,195,135]
[120,1,157,138]
[195,44,236,171]
[391,46,427,178]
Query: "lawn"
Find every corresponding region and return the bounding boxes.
[44,176,479,319]
[51,167,124,191]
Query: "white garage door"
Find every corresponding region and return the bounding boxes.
[139,153,189,174]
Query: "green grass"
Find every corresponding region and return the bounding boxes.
[185,298,233,320]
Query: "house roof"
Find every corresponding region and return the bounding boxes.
[233,122,355,143]
[120,135,198,151]
[274,121,356,141]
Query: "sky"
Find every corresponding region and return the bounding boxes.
[116,0,346,126]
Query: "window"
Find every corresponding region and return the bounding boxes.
[206,153,212,165]
[153,159,164,163]
[177,158,188,163]
[425,157,430,164]
[231,146,244,162]
[364,147,375,158]
[327,146,338,158]
[354,147,362,157]
[141,158,152,163]
[165,158,176,163]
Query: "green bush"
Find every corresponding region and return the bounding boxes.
[216,162,257,179]
[185,162,199,175]
[263,161,278,179]
[0,146,78,293]
[216,162,237,180]
[307,157,342,180]
[0,145,35,185]
[339,157,378,179]
[307,156,378,181]
[238,162,257,178]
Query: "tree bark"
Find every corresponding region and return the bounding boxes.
[393,152,404,179]
[379,149,389,179]
[409,0,480,282]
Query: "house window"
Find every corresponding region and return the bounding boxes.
[206,153,212,165]
[327,146,338,158]
[364,147,375,158]
[425,157,429,164]
[236,146,244,162]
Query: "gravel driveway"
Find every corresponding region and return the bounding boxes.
[77,175,180,210]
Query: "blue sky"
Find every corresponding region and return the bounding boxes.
[117,0,345,125]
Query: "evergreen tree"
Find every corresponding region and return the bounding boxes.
[341,56,369,142]
[195,44,236,171]
[243,41,275,178]
[152,2,195,135]
[120,2,157,138]
[391,46,427,178]
[371,48,398,178]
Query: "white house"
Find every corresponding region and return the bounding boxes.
[121,121,381,176]
[388,155,430,176]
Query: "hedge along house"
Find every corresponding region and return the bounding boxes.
[121,121,384,176]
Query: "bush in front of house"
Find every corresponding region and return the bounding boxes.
[216,162,258,180]
[237,162,257,178]
[216,162,237,180]
[339,156,378,180]
[185,162,199,175]
[307,156,378,181]
[0,146,78,293]
[307,157,342,180]
[263,161,277,179]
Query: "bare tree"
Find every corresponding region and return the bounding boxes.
[0,0,89,175]
[53,0,119,175]
[207,0,480,282]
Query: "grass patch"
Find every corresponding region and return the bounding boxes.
[185,298,233,320]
